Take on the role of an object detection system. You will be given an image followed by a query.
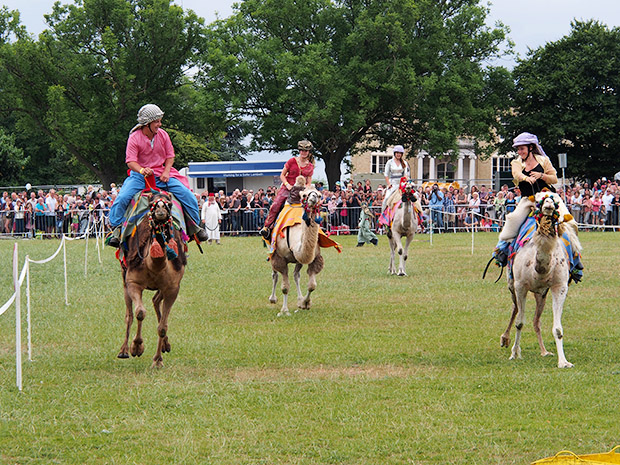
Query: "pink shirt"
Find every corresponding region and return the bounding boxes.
[126,129,189,189]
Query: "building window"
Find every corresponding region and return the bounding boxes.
[371,154,391,174]
[197,177,205,190]
[436,162,455,181]
[497,157,511,172]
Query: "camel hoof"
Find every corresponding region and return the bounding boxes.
[131,342,144,357]
[151,360,163,369]
[397,271,407,276]
[541,351,553,357]
[117,352,129,359]
[277,309,290,317]
[500,335,510,347]
[269,297,277,304]
[558,361,573,368]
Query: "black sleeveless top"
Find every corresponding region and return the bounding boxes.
[518,163,552,197]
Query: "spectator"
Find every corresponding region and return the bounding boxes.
[428,183,444,232]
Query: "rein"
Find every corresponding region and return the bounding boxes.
[148,197,178,260]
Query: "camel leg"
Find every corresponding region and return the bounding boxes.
[153,291,170,355]
[269,270,278,304]
[533,291,553,357]
[152,287,179,368]
[125,282,146,358]
[388,235,398,275]
[299,254,323,310]
[118,282,134,359]
[398,233,413,276]
[501,302,517,349]
[293,263,305,310]
[275,264,290,317]
[550,284,572,368]
[510,285,527,360]
[501,281,518,348]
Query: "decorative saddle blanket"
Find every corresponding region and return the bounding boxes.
[265,203,342,257]
[508,216,582,281]
[119,189,189,247]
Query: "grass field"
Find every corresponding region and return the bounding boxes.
[0,231,619,464]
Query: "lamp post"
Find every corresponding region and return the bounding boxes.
[558,153,567,199]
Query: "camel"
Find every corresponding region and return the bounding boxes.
[269,188,325,317]
[117,192,187,368]
[386,180,419,276]
[501,191,574,368]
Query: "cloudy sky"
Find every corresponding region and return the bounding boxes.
[2,0,620,179]
[5,0,620,64]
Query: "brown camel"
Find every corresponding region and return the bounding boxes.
[117,192,187,368]
[269,188,324,317]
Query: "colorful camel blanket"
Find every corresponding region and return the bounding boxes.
[507,216,582,281]
[119,189,189,247]
[265,203,342,257]
[378,201,422,228]
[378,201,402,228]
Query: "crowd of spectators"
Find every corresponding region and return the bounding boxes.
[0,185,116,238]
[2,176,619,238]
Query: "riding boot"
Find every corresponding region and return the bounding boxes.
[196,227,209,242]
[105,226,121,248]
[356,242,364,247]
[260,226,271,240]
[370,238,378,246]
[492,240,510,267]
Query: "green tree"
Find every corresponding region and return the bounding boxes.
[199,0,512,187]
[505,20,620,181]
[0,0,223,188]
[0,127,28,184]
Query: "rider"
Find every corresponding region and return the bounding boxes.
[493,132,581,268]
[259,140,315,240]
[382,145,410,212]
[107,104,208,247]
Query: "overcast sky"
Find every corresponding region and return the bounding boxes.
[3,0,620,179]
[5,0,620,64]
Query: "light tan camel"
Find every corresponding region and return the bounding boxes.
[269,188,324,317]
[387,180,419,276]
[118,193,186,368]
[501,191,573,368]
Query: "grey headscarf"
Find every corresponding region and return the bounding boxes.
[130,104,164,134]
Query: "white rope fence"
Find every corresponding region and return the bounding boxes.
[0,217,105,391]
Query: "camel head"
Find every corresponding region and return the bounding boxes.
[533,191,561,236]
[401,180,418,203]
[149,193,173,224]
[301,188,321,217]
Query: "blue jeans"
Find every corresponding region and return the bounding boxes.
[109,172,200,228]
[430,208,443,229]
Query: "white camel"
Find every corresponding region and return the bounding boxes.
[502,191,574,368]
[269,188,324,317]
[387,180,419,276]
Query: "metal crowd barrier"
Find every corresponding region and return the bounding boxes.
[1,203,619,239]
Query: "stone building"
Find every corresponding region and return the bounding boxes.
[350,139,513,191]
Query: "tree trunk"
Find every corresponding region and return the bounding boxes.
[322,149,346,190]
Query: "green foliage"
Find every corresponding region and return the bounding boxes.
[167,128,218,167]
[0,0,226,188]
[505,20,620,180]
[0,127,28,183]
[0,232,618,464]
[200,0,512,187]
